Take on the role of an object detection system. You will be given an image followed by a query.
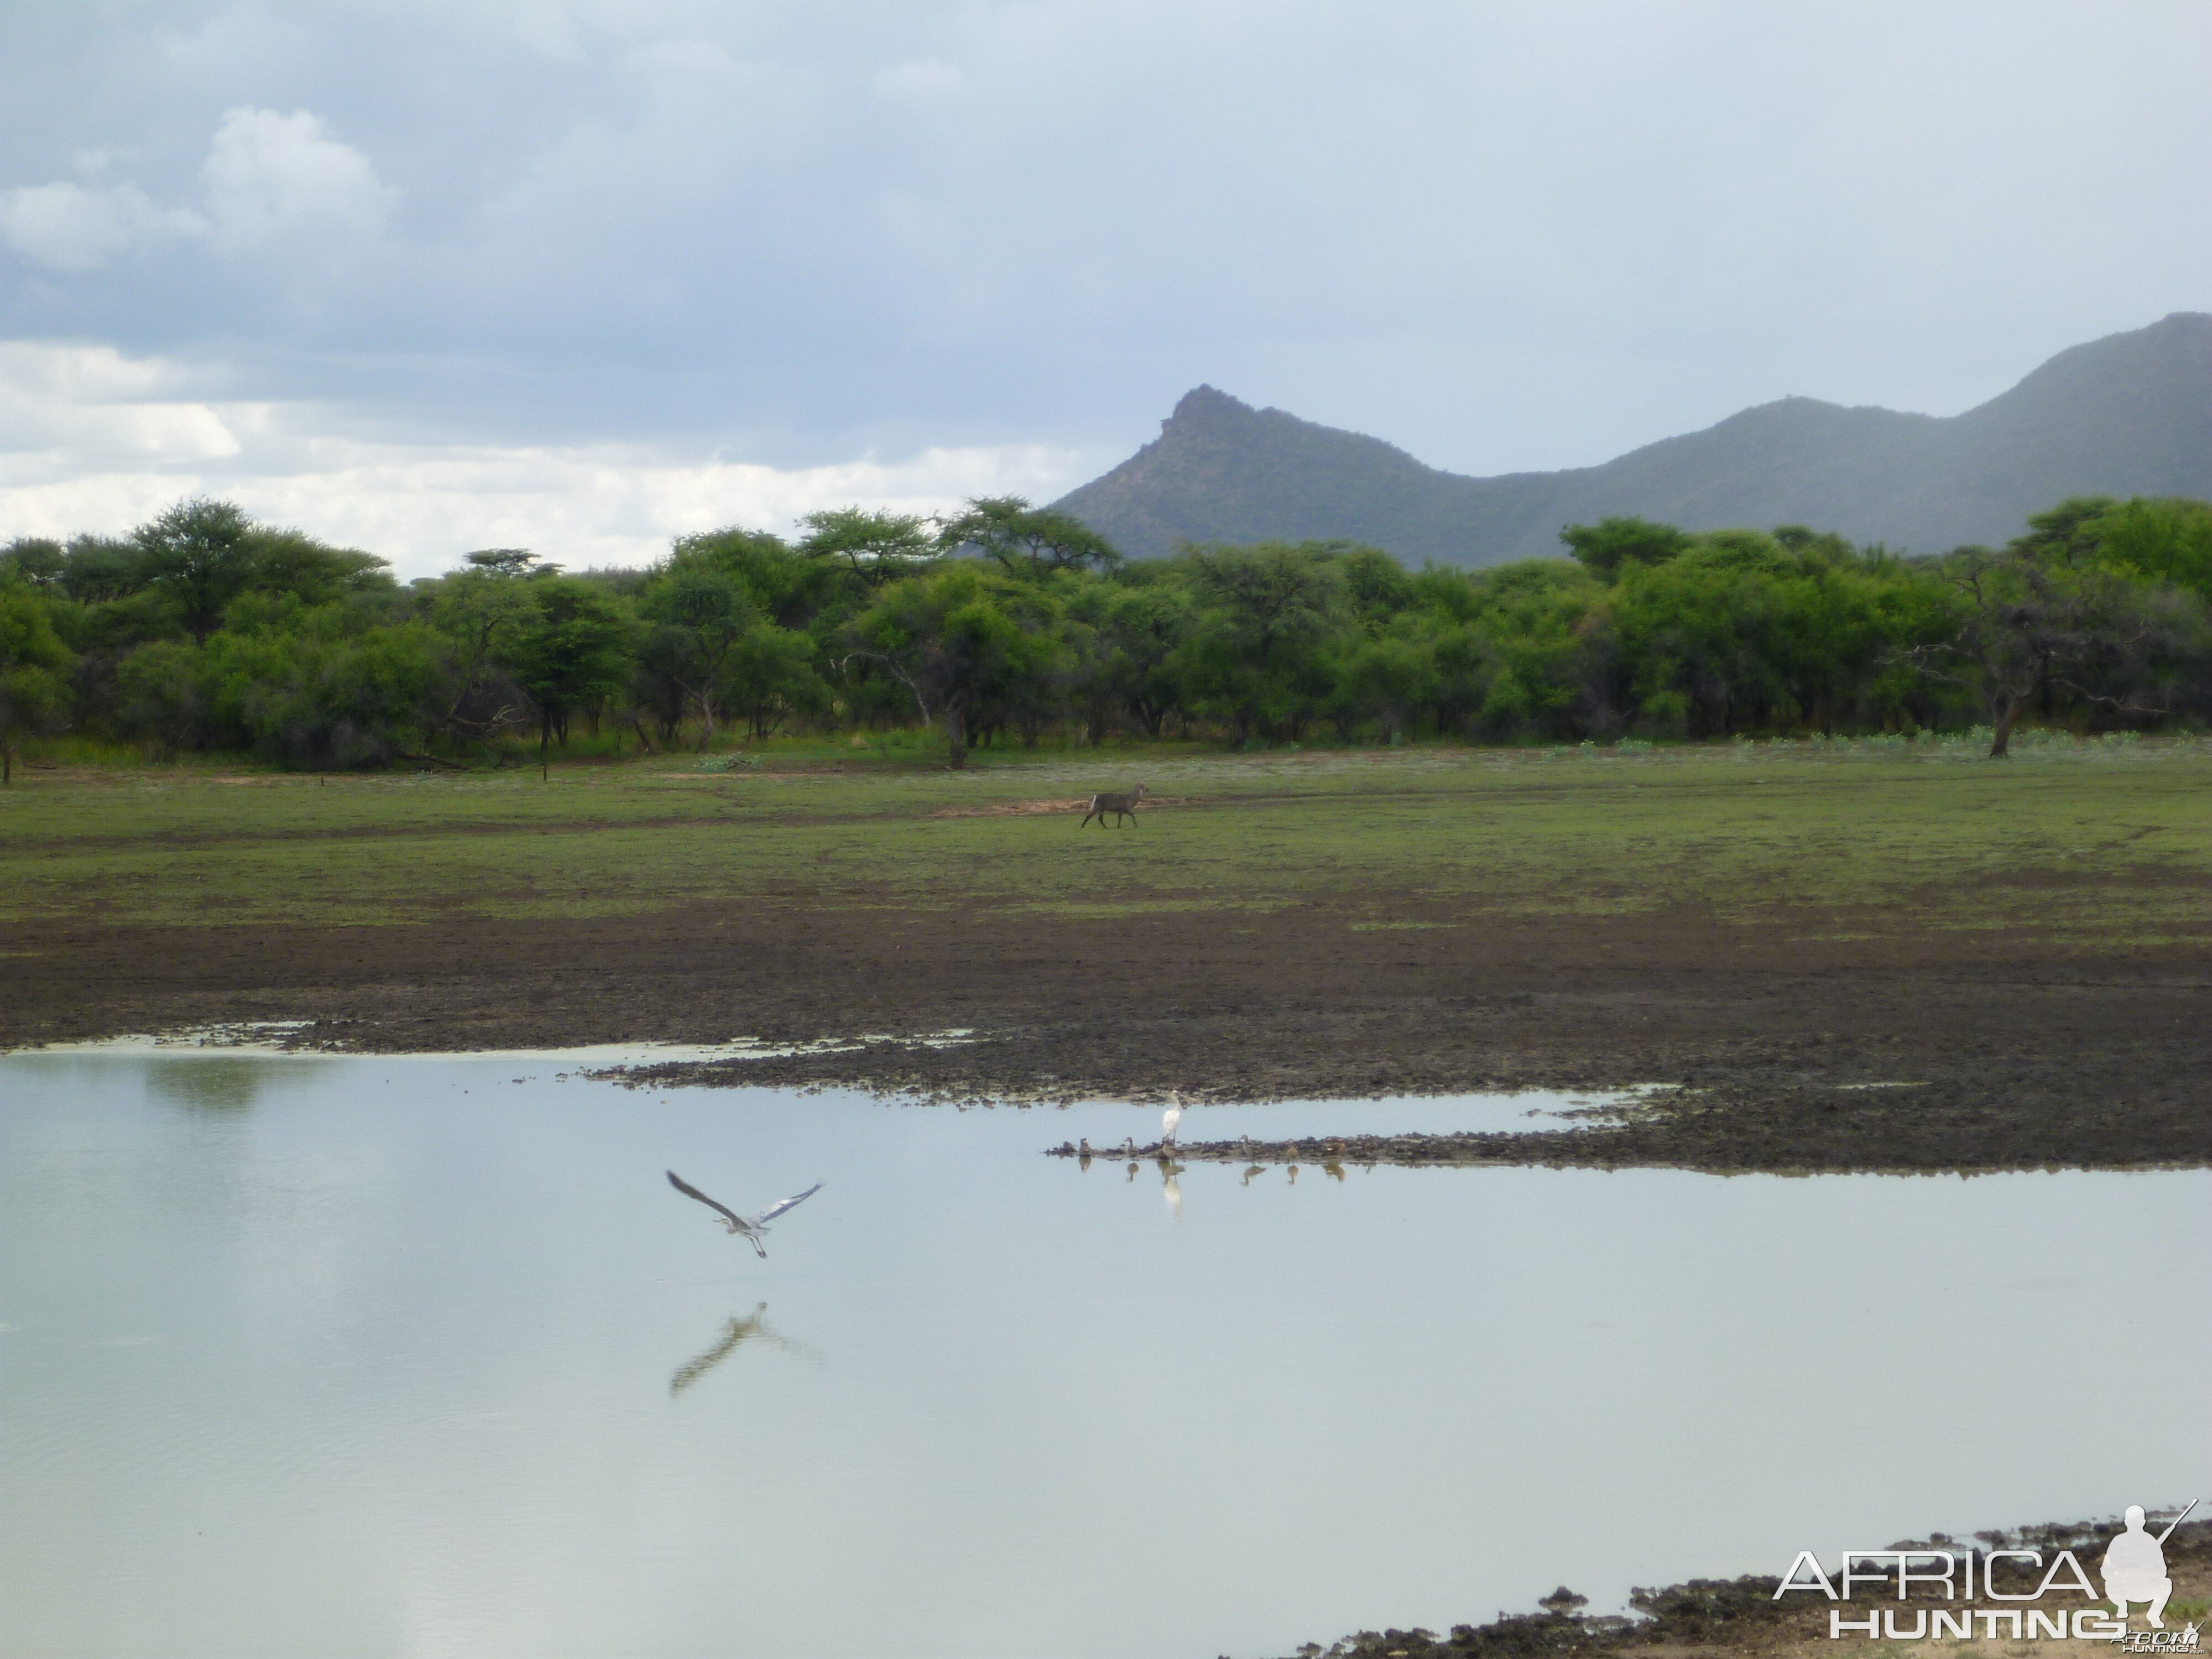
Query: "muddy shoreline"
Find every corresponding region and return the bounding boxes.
[4,899,2206,1172]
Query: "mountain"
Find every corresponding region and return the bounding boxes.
[1052,312,2212,565]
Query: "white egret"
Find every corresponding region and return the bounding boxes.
[1161,1091,1185,1147]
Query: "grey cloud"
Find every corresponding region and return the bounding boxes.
[0,0,2207,481]
[1,106,393,270]
[199,107,397,249]
[0,180,199,270]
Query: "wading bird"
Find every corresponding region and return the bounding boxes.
[1161,1091,1185,1148]
[666,1170,823,1258]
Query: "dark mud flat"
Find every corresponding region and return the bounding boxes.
[1287,1520,2210,1659]
[1052,1062,2212,1175]
[6,899,2207,1171]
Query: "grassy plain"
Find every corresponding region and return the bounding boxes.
[3,735,2207,949]
[4,734,2206,1167]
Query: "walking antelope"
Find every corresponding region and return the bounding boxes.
[1080,783,1149,827]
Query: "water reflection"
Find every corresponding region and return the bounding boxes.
[1161,1161,1183,1218]
[145,1056,317,1112]
[4,1055,2207,1659]
[667,1303,811,1398]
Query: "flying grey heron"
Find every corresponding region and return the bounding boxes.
[666,1170,822,1258]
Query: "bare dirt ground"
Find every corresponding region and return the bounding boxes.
[1288,1520,2210,1659]
[6,895,2205,1171]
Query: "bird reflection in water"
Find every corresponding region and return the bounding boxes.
[1323,1160,1345,1182]
[1241,1164,1266,1186]
[668,1302,810,1399]
[1160,1159,1183,1218]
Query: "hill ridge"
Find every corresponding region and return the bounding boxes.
[1053,312,2212,564]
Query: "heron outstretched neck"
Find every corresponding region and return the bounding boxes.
[667,1170,823,1258]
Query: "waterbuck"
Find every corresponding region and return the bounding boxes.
[1080,782,1149,828]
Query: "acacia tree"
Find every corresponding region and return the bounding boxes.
[798,507,937,588]
[1328,632,1434,742]
[0,583,75,783]
[114,639,204,758]
[500,578,634,774]
[1610,552,1783,735]
[1903,544,2170,756]
[462,548,543,578]
[846,565,1063,766]
[427,557,548,748]
[1171,543,1349,744]
[59,534,153,604]
[1,538,66,588]
[638,555,756,748]
[1561,516,1693,577]
[134,498,259,643]
[130,499,391,645]
[238,529,390,605]
[722,623,828,740]
[1454,559,1606,739]
[1065,580,1191,740]
[671,527,836,630]
[936,497,1120,578]
[2032,494,2212,606]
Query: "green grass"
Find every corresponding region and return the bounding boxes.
[2,738,2207,945]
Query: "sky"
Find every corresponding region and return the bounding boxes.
[2,1,2206,578]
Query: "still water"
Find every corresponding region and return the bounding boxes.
[2,1052,2206,1659]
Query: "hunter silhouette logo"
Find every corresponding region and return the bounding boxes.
[2104,1503,2188,1630]
[1776,1500,2200,1646]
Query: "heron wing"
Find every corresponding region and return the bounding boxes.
[667,1170,750,1231]
[750,1182,823,1225]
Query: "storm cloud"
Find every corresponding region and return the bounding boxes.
[2,1,2205,574]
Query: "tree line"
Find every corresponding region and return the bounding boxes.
[2,489,2208,781]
